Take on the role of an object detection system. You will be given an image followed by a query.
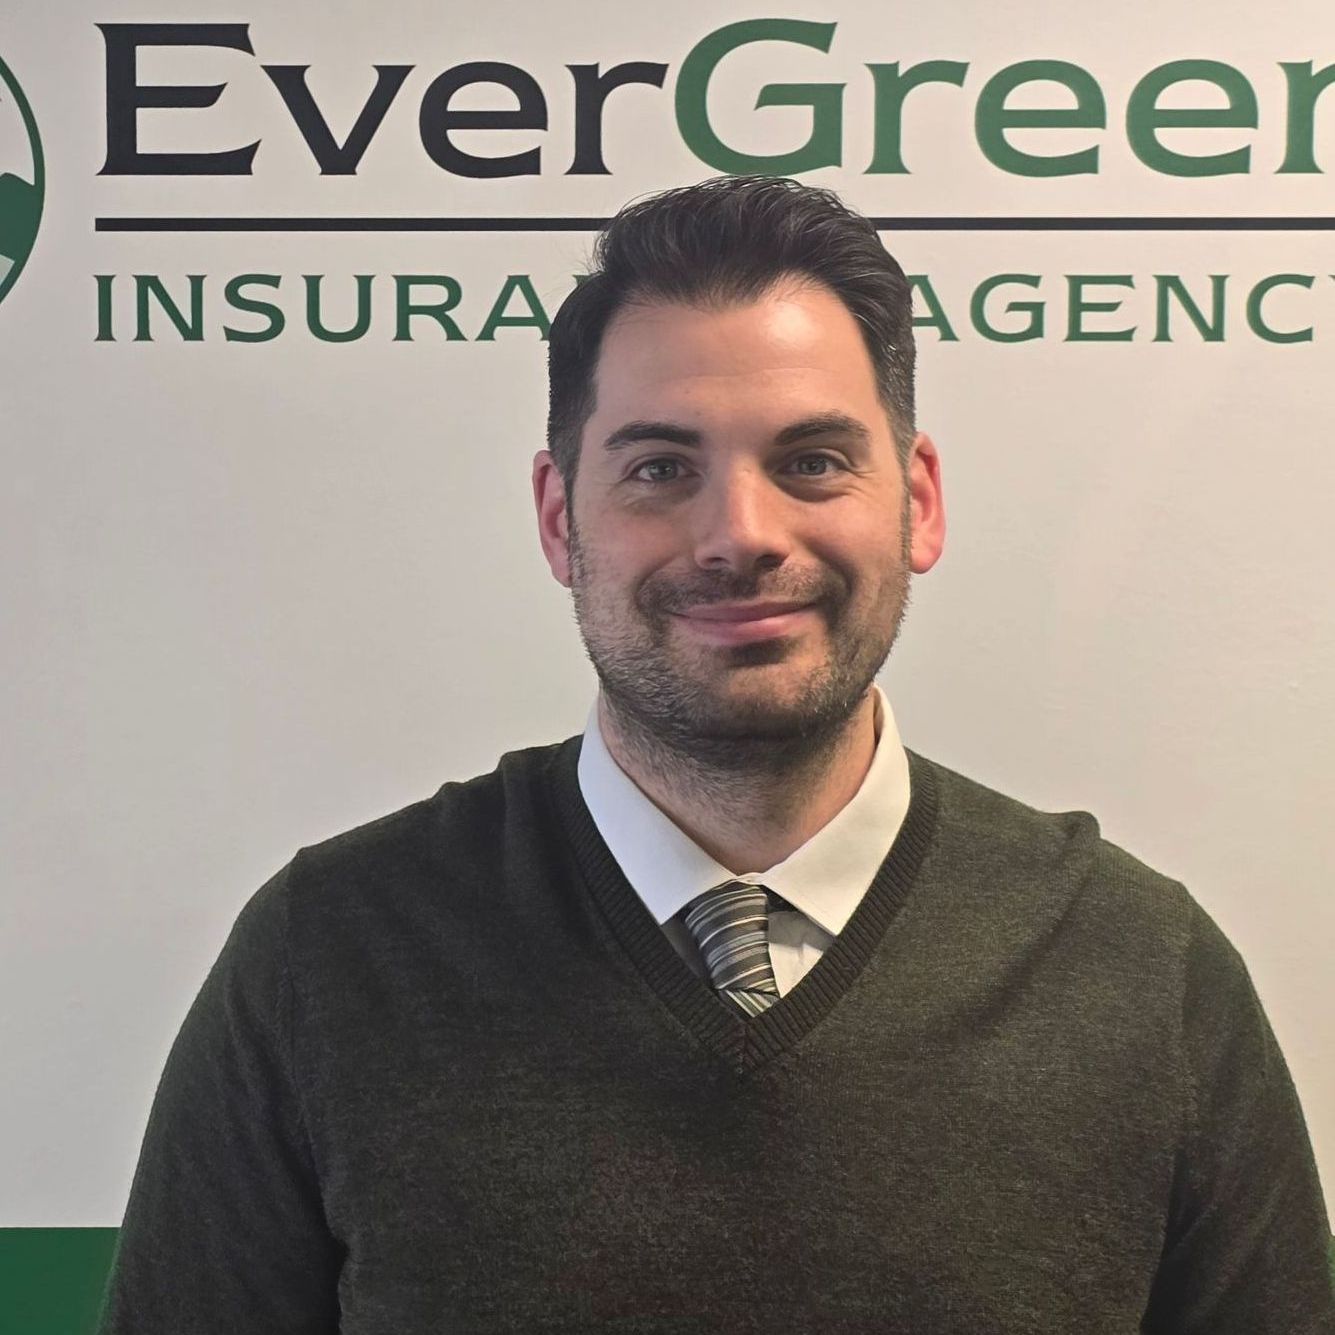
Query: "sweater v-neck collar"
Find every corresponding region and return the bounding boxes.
[546,735,941,1073]
[575,683,912,944]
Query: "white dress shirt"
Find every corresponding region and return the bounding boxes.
[576,683,912,996]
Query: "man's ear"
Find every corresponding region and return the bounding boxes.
[905,432,945,575]
[532,450,572,588]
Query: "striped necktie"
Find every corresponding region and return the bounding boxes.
[681,880,780,1017]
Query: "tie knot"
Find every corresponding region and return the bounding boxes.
[681,880,779,1004]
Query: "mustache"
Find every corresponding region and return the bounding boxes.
[644,580,835,615]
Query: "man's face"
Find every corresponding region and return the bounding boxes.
[533,276,944,761]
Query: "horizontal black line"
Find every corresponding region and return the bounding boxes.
[95,216,610,233]
[94,215,1335,234]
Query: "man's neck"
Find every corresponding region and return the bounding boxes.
[596,689,879,876]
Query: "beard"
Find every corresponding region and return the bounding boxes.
[565,495,912,776]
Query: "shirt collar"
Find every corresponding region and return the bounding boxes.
[576,682,911,936]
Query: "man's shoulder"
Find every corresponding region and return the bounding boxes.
[207,737,581,989]
[282,735,578,900]
[909,748,1198,942]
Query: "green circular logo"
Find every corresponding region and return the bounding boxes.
[0,53,43,308]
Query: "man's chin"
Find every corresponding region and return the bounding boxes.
[661,680,865,742]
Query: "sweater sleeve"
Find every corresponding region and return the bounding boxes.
[1142,899,1334,1334]
[96,863,343,1334]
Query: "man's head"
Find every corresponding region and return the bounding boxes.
[532,176,944,771]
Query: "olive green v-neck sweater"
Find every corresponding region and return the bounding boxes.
[98,737,1334,1334]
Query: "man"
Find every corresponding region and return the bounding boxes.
[98,177,1333,1333]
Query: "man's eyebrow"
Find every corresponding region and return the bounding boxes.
[602,421,703,452]
[773,412,873,447]
[601,412,872,453]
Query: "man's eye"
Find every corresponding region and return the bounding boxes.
[790,456,833,477]
[631,458,686,483]
[791,454,843,476]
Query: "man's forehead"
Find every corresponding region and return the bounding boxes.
[598,410,876,454]
[590,282,878,401]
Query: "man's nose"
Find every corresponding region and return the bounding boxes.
[688,464,793,571]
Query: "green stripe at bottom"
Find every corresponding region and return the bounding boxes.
[0,1226,1330,1332]
[0,1229,118,1335]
